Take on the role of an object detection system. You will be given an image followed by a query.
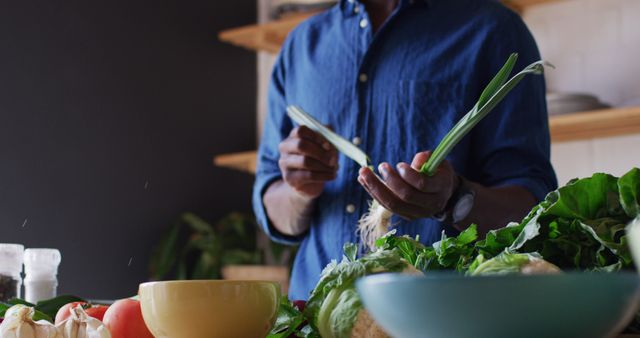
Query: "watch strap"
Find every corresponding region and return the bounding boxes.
[433,176,475,224]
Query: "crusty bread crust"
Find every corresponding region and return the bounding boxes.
[350,309,390,338]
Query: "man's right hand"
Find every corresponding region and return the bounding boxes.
[278,125,339,198]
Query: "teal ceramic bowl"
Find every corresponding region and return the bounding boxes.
[356,272,640,338]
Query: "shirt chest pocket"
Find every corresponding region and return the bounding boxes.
[391,80,466,152]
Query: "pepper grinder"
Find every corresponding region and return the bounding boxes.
[0,243,24,302]
[23,248,61,303]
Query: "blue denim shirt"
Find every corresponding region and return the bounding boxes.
[253,0,557,300]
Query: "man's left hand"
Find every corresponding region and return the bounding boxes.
[357,151,459,220]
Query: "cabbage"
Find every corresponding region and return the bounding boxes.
[468,252,560,276]
[305,244,410,338]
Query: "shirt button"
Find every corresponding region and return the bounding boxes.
[358,73,368,83]
[359,19,368,29]
[346,204,356,214]
[352,136,361,145]
[353,6,360,13]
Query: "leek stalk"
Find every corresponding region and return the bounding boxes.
[358,54,553,250]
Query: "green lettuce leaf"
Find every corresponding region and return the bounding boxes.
[271,168,640,338]
[543,173,624,220]
[267,297,307,338]
[468,251,542,276]
[619,168,640,218]
[304,247,410,338]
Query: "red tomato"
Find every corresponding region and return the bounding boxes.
[85,305,109,322]
[55,302,110,324]
[103,299,154,338]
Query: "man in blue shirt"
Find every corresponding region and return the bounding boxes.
[253,0,557,300]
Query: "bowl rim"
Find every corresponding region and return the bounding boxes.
[139,279,281,288]
[356,271,640,288]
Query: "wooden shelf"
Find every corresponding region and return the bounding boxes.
[214,107,640,174]
[549,107,640,143]
[218,12,315,54]
[503,0,565,12]
[219,1,563,54]
[213,150,258,174]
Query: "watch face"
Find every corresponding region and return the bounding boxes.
[452,194,475,223]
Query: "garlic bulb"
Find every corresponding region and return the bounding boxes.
[56,306,111,338]
[0,304,61,338]
[0,304,112,338]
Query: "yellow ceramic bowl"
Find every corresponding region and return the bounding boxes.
[139,280,280,338]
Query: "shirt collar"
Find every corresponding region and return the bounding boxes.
[340,0,432,16]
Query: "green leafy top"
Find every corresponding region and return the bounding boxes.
[268,297,318,338]
[268,168,640,337]
[377,168,640,273]
[375,225,479,272]
[420,55,551,175]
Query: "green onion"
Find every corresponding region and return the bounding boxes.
[359,54,552,251]
[420,54,551,175]
[285,53,553,251]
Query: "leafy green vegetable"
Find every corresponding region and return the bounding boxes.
[375,225,479,272]
[356,54,553,252]
[267,297,315,338]
[269,168,640,337]
[619,168,640,218]
[150,212,294,281]
[420,55,550,175]
[286,106,370,169]
[0,295,85,323]
[468,252,541,275]
[376,168,639,274]
[0,302,10,318]
[305,245,412,338]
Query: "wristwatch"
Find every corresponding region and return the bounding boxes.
[433,176,476,224]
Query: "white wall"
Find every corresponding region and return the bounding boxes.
[257,0,277,143]
[551,134,640,184]
[523,0,640,184]
[523,0,640,107]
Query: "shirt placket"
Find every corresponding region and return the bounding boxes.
[341,0,422,248]
[341,0,375,246]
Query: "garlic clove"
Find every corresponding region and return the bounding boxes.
[34,323,60,338]
[63,319,79,338]
[16,321,36,338]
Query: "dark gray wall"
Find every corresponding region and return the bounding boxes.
[0,0,256,299]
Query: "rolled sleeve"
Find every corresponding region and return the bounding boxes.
[252,39,305,246]
[252,165,305,245]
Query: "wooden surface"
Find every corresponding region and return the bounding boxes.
[549,107,640,143]
[222,265,290,293]
[213,107,640,174]
[213,150,257,174]
[218,0,564,54]
[218,12,314,54]
[503,0,565,12]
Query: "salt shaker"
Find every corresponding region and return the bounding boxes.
[23,248,61,303]
[0,244,24,302]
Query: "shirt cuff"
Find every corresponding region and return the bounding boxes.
[252,172,306,245]
[492,176,553,202]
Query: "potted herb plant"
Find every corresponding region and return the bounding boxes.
[148,212,294,292]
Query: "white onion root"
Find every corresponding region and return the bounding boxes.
[357,200,393,251]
